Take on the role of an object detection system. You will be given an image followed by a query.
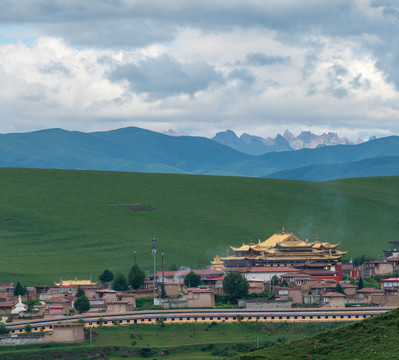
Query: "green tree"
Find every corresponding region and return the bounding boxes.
[335,283,346,294]
[112,273,129,291]
[13,282,27,296]
[271,275,279,286]
[128,264,146,290]
[159,284,167,298]
[184,271,202,288]
[75,287,85,298]
[99,269,114,287]
[0,323,9,335]
[357,277,364,290]
[223,272,249,302]
[24,323,32,333]
[74,295,90,314]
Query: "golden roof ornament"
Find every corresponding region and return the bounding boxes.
[282,226,285,234]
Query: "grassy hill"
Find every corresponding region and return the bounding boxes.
[267,156,399,181]
[237,308,399,360]
[1,168,399,285]
[2,127,399,180]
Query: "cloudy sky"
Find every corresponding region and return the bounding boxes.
[1,0,399,140]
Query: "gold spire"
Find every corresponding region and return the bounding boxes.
[282,226,285,234]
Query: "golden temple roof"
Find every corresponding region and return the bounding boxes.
[55,278,96,287]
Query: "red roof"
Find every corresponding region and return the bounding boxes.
[323,292,345,297]
[187,288,214,293]
[302,269,336,276]
[281,272,311,279]
[96,289,118,293]
[387,257,399,262]
[380,278,399,282]
[246,266,297,273]
[356,288,384,293]
[47,297,70,303]
[203,276,224,281]
[0,301,15,307]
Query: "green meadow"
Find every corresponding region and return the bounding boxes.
[0,321,344,360]
[0,168,398,284]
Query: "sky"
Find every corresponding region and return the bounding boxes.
[1,1,399,140]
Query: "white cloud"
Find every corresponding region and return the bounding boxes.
[0,1,399,139]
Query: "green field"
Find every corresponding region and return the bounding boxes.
[0,168,399,284]
[0,321,345,360]
[237,308,399,360]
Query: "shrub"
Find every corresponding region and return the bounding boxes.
[24,323,32,333]
[139,347,154,357]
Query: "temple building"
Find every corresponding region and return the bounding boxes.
[211,227,347,270]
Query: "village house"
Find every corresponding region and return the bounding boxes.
[355,288,384,303]
[363,259,393,276]
[322,292,345,308]
[88,298,107,313]
[107,301,134,313]
[240,266,298,282]
[95,289,119,304]
[0,301,16,314]
[274,286,302,304]
[380,277,399,291]
[201,276,225,295]
[184,287,215,308]
[116,293,136,308]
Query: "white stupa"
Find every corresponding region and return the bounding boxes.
[11,295,27,315]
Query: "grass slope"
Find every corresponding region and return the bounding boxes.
[267,155,399,181]
[0,168,399,284]
[237,308,399,360]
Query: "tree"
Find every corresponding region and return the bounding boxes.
[169,264,178,271]
[357,277,364,290]
[128,264,146,290]
[24,323,32,333]
[74,295,90,314]
[13,282,26,296]
[112,273,129,291]
[0,323,9,335]
[75,287,85,298]
[223,272,249,302]
[184,271,202,288]
[159,284,167,298]
[99,269,114,287]
[271,275,279,287]
[335,283,346,295]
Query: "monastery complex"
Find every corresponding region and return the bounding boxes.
[211,227,348,270]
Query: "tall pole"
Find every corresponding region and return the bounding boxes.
[162,251,164,286]
[152,238,157,298]
[134,250,136,265]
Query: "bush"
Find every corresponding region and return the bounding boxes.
[98,318,104,327]
[139,347,154,357]
[24,323,32,333]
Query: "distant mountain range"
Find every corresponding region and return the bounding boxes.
[0,126,398,181]
[212,129,364,155]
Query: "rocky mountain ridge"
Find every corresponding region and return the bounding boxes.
[211,129,364,155]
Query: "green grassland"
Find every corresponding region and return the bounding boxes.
[237,308,399,360]
[0,321,344,360]
[0,168,399,284]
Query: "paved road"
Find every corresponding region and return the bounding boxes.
[7,306,394,333]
